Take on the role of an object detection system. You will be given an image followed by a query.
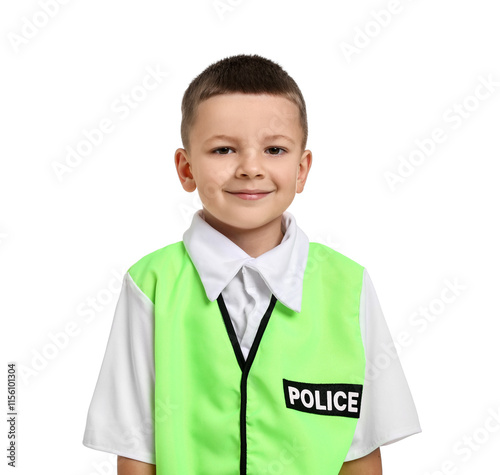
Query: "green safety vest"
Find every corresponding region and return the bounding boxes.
[128,241,366,475]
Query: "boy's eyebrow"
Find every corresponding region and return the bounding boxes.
[204,134,296,144]
[204,134,237,144]
[263,134,296,144]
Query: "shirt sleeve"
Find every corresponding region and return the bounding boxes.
[82,272,156,465]
[344,269,422,461]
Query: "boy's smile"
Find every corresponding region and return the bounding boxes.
[175,93,312,256]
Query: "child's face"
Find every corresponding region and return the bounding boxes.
[175,93,312,236]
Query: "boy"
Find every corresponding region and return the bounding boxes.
[83,54,421,474]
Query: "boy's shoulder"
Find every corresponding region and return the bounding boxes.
[308,241,365,274]
[126,240,186,302]
[128,240,186,272]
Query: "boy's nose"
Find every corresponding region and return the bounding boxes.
[235,151,264,178]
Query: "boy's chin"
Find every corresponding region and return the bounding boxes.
[214,214,284,232]
[202,206,285,230]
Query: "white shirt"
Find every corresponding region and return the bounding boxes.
[183,210,309,359]
[82,210,421,464]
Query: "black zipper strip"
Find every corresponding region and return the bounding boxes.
[217,293,278,475]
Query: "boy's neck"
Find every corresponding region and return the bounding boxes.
[201,210,284,258]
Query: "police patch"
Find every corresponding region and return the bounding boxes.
[283,379,363,418]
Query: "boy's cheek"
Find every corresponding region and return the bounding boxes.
[197,180,223,200]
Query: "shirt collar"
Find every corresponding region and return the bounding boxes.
[182,210,309,312]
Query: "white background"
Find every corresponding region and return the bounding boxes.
[1,1,499,474]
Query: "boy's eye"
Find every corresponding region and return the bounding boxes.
[213,147,234,154]
[266,147,286,155]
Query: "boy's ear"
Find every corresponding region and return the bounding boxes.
[174,148,197,192]
[296,149,312,193]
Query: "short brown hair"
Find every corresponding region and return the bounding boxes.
[180,54,308,151]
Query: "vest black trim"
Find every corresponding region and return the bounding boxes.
[217,293,278,475]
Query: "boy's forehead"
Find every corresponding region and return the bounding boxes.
[192,93,302,143]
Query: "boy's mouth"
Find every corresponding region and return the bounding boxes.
[226,189,272,200]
